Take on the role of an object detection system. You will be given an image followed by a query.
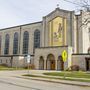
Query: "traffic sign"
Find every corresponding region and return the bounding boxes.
[26,54,31,63]
[62,50,67,62]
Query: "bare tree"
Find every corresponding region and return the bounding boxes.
[63,0,90,10]
[64,0,90,26]
[77,0,90,27]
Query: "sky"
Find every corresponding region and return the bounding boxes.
[0,0,89,29]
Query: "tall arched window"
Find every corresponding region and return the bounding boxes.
[34,30,40,48]
[13,32,18,54]
[88,28,90,41]
[23,31,29,54]
[0,36,2,55]
[4,34,10,54]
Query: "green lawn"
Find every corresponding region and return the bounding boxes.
[24,73,90,82]
[23,71,90,82]
[0,65,27,71]
[43,71,90,79]
[0,65,14,70]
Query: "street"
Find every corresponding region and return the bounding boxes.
[0,70,90,90]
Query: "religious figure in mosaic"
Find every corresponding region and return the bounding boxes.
[53,23,62,41]
[58,23,62,38]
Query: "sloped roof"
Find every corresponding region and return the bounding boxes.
[44,7,73,18]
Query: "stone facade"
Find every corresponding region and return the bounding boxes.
[0,8,90,71]
[72,54,90,71]
[34,46,72,70]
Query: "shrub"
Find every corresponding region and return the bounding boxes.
[70,65,80,71]
[0,64,8,67]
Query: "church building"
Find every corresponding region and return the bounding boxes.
[0,7,90,71]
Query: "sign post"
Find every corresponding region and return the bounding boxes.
[26,54,31,75]
[62,50,67,62]
[62,50,68,79]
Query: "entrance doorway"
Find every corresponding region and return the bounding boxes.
[46,54,55,70]
[39,56,44,70]
[85,58,90,71]
[57,56,64,70]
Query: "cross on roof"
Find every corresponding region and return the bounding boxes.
[57,4,59,8]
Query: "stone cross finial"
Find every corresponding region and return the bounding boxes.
[57,4,59,8]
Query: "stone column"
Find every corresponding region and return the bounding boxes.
[44,56,47,70]
[55,55,58,70]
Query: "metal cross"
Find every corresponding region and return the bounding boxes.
[57,4,59,8]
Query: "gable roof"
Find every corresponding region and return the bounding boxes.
[44,7,73,18]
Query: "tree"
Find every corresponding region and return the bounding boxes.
[64,0,90,26]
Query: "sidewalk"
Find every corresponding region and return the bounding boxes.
[15,70,90,87]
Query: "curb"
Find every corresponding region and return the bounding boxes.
[15,76,90,87]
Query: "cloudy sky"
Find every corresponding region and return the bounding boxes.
[0,0,89,29]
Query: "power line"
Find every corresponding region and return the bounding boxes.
[63,0,90,7]
[63,0,82,6]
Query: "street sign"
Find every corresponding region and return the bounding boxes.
[26,54,31,63]
[25,54,31,75]
[62,50,67,62]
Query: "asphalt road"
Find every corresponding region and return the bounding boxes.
[0,70,90,90]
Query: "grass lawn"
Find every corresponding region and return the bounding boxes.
[0,65,14,70]
[43,71,90,79]
[0,65,27,71]
[23,71,90,82]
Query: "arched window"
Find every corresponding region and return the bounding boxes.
[23,31,29,54]
[4,34,10,54]
[34,30,40,48]
[0,36,2,54]
[88,28,90,41]
[13,32,18,54]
